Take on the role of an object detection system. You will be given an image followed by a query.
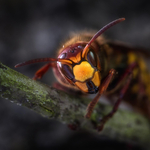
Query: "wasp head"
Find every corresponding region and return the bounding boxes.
[57,18,125,93]
[57,43,101,94]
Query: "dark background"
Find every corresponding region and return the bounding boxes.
[0,0,150,150]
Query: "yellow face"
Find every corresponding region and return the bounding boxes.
[73,61,94,82]
[72,61,100,93]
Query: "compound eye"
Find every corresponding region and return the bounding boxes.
[61,64,75,80]
[87,50,97,67]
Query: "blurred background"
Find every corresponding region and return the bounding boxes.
[0,0,150,149]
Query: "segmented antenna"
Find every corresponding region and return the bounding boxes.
[15,18,125,68]
[82,18,125,58]
[15,58,72,68]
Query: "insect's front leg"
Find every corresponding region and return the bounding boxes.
[96,62,137,131]
[97,73,133,131]
[33,63,56,80]
[85,62,137,131]
[85,69,116,118]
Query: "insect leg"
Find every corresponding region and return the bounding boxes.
[85,69,116,118]
[97,62,137,131]
[97,73,133,132]
[33,63,56,80]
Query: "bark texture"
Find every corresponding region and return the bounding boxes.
[0,62,150,148]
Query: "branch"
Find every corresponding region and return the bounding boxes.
[0,62,150,148]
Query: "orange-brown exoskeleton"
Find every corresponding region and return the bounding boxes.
[15,18,150,131]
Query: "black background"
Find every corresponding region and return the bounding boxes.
[0,0,150,150]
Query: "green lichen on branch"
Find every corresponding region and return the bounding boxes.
[0,62,150,148]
